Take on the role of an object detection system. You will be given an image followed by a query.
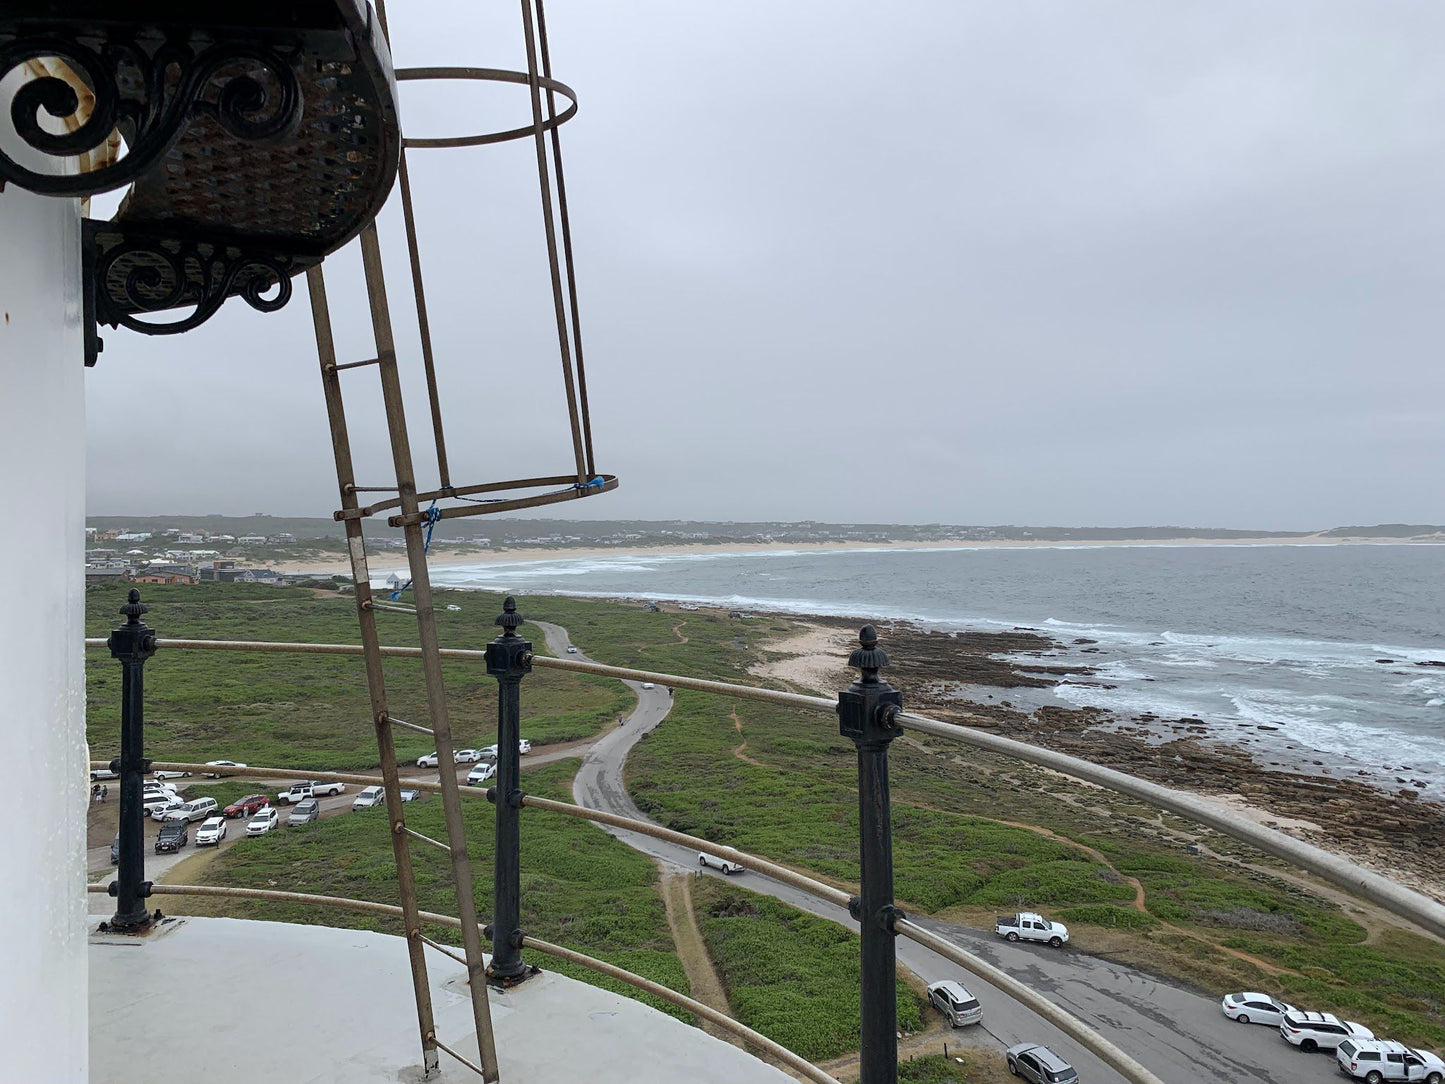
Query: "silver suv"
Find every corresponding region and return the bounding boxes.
[1006,1043,1078,1083]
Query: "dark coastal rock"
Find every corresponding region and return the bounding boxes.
[1073,638,1098,644]
[1256,724,1280,731]
[1417,660,1445,668]
[1376,658,1395,664]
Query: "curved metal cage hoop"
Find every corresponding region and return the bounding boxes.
[395,66,577,149]
[372,474,618,526]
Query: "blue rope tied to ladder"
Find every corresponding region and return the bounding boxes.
[388,502,441,600]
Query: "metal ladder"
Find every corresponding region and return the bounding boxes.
[305,224,500,1081]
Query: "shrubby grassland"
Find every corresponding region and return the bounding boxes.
[177,761,692,1017]
[693,877,924,1062]
[84,583,631,770]
[624,688,1445,1049]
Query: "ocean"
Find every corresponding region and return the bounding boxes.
[424,543,1445,796]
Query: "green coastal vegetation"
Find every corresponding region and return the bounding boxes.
[86,582,1445,1066]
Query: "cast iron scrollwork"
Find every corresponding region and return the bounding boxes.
[0,34,302,197]
[91,228,294,339]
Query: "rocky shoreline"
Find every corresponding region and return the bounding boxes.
[864,619,1445,902]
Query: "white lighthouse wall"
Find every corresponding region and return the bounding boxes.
[0,72,88,1083]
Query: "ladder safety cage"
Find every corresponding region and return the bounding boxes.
[305,0,619,1077]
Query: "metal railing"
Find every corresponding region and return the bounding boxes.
[87,592,1445,1084]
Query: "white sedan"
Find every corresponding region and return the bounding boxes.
[454,749,485,764]
[195,816,228,846]
[641,682,655,689]
[698,853,743,875]
[245,807,280,836]
[152,769,190,780]
[148,797,186,821]
[203,760,247,778]
[416,752,440,768]
[1221,992,1295,1028]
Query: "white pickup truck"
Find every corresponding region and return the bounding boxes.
[996,912,1069,947]
[276,780,346,804]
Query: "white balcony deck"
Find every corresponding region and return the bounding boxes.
[90,916,795,1084]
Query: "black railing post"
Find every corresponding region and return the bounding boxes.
[485,595,532,984]
[107,588,157,932]
[837,624,904,1084]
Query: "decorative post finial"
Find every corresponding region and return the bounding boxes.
[120,587,147,622]
[495,595,524,638]
[848,624,889,685]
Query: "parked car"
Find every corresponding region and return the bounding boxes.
[399,789,421,803]
[698,853,743,874]
[143,781,178,797]
[288,798,321,826]
[353,786,386,810]
[417,753,441,768]
[566,646,578,654]
[164,797,219,824]
[518,739,532,755]
[927,980,983,1027]
[1221,992,1295,1027]
[1279,1010,1374,1053]
[148,796,186,821]
[455,749,485,764]
[90,766,118,782]
[276,780,345,804]
[245,807,280,836]
[195,816,228,846]
[202,760,247,777]
[996,912,1069,947]
[152,769,190,780]
[641,682,655,689]
[224,794,269,819]
[479,745,499,760]
[1338,1038,1445,1082]
[467,762,497,785]
[1005,1043,1078,1083]
[154,821,188,853]
[110,834,119,864]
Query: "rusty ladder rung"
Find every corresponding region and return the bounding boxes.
[330,356,383,372]
[401,824,452,853]
[345,484,401,494]
[417,933,470,968]
[433,1037,487,1078]
[385,714,434,736]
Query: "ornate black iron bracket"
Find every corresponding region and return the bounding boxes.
[83,221,295,365]
[1,2,401,366]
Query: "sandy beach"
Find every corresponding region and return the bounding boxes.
[266,532,1440,577]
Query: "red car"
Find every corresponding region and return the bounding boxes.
[224,794,269,819]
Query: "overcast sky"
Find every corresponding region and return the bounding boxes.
[84,1,1445,529]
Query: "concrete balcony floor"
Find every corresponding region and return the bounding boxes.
[90,916,795,1084]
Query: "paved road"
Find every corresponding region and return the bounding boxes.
[545,621,1326,1084]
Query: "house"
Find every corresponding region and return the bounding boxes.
[177,532,205,544]
[133,570,197,586]
[385,572,405,590]
[235,568,286,585]
[237,535,268,545]
[198,560,238,582]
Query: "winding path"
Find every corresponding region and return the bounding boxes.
[537,622,1317,1084]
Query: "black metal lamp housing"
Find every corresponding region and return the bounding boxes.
[0,1,401,364]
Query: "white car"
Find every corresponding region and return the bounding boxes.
[203,760,247,778]
[927,980,983,1027]
[518,739,532,755]
[1338,1038,1445,1083]
[566,646,578,654]
[467,762,497,785]
[194,816,228,846]
[641,682,655,689]
[417,753,440,768]
[143,782,178,799]
[90,766,118,781]
[454,749,484,764]
[399,789,422,802]
[698,852,743,875]
[245,807,280,836]
[152,769,190,780]
[148,796,186,821]
[1279,1010,1373,1053]
[479,745,499,759]
[352,785,386,810]
[1221,992,1294,1028]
